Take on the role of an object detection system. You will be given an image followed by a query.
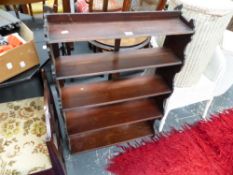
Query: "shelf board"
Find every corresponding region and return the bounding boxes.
[69,121,154,153]
[46,11,194,43]
[61,75,171,111]
[56,48,181,80]
[65,99,162,135]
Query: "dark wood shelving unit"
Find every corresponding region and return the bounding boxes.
[45,11,194,154]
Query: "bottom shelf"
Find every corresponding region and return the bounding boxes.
[69,121,155,153]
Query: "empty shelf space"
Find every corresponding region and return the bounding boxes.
[61,75,171,111]
[65,99,162,135]
[56,48,181,80]
[69,121,154,153]
[46,11,194,43]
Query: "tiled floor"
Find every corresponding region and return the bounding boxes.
[7,13,233,175]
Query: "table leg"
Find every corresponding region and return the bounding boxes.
[62,0,71,12]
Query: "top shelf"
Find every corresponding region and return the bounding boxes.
[45,11,194,44]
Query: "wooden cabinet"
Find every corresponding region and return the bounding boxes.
[45,11,194,153]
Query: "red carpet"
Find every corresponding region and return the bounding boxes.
[107,109,233,175]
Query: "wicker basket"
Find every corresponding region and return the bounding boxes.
[169,0,233,87]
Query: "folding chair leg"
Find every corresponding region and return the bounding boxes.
[154,109,170,133]
[159,110,170,132]
[13,5,20,18]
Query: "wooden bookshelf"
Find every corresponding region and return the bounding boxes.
[45,11,194,154]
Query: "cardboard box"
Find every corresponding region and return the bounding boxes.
[0,12,40,83]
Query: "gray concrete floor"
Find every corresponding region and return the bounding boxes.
[9,12,233,175]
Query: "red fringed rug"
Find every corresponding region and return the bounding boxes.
[107,109,233,175]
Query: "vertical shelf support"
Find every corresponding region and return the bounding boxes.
[110,38,121,80]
